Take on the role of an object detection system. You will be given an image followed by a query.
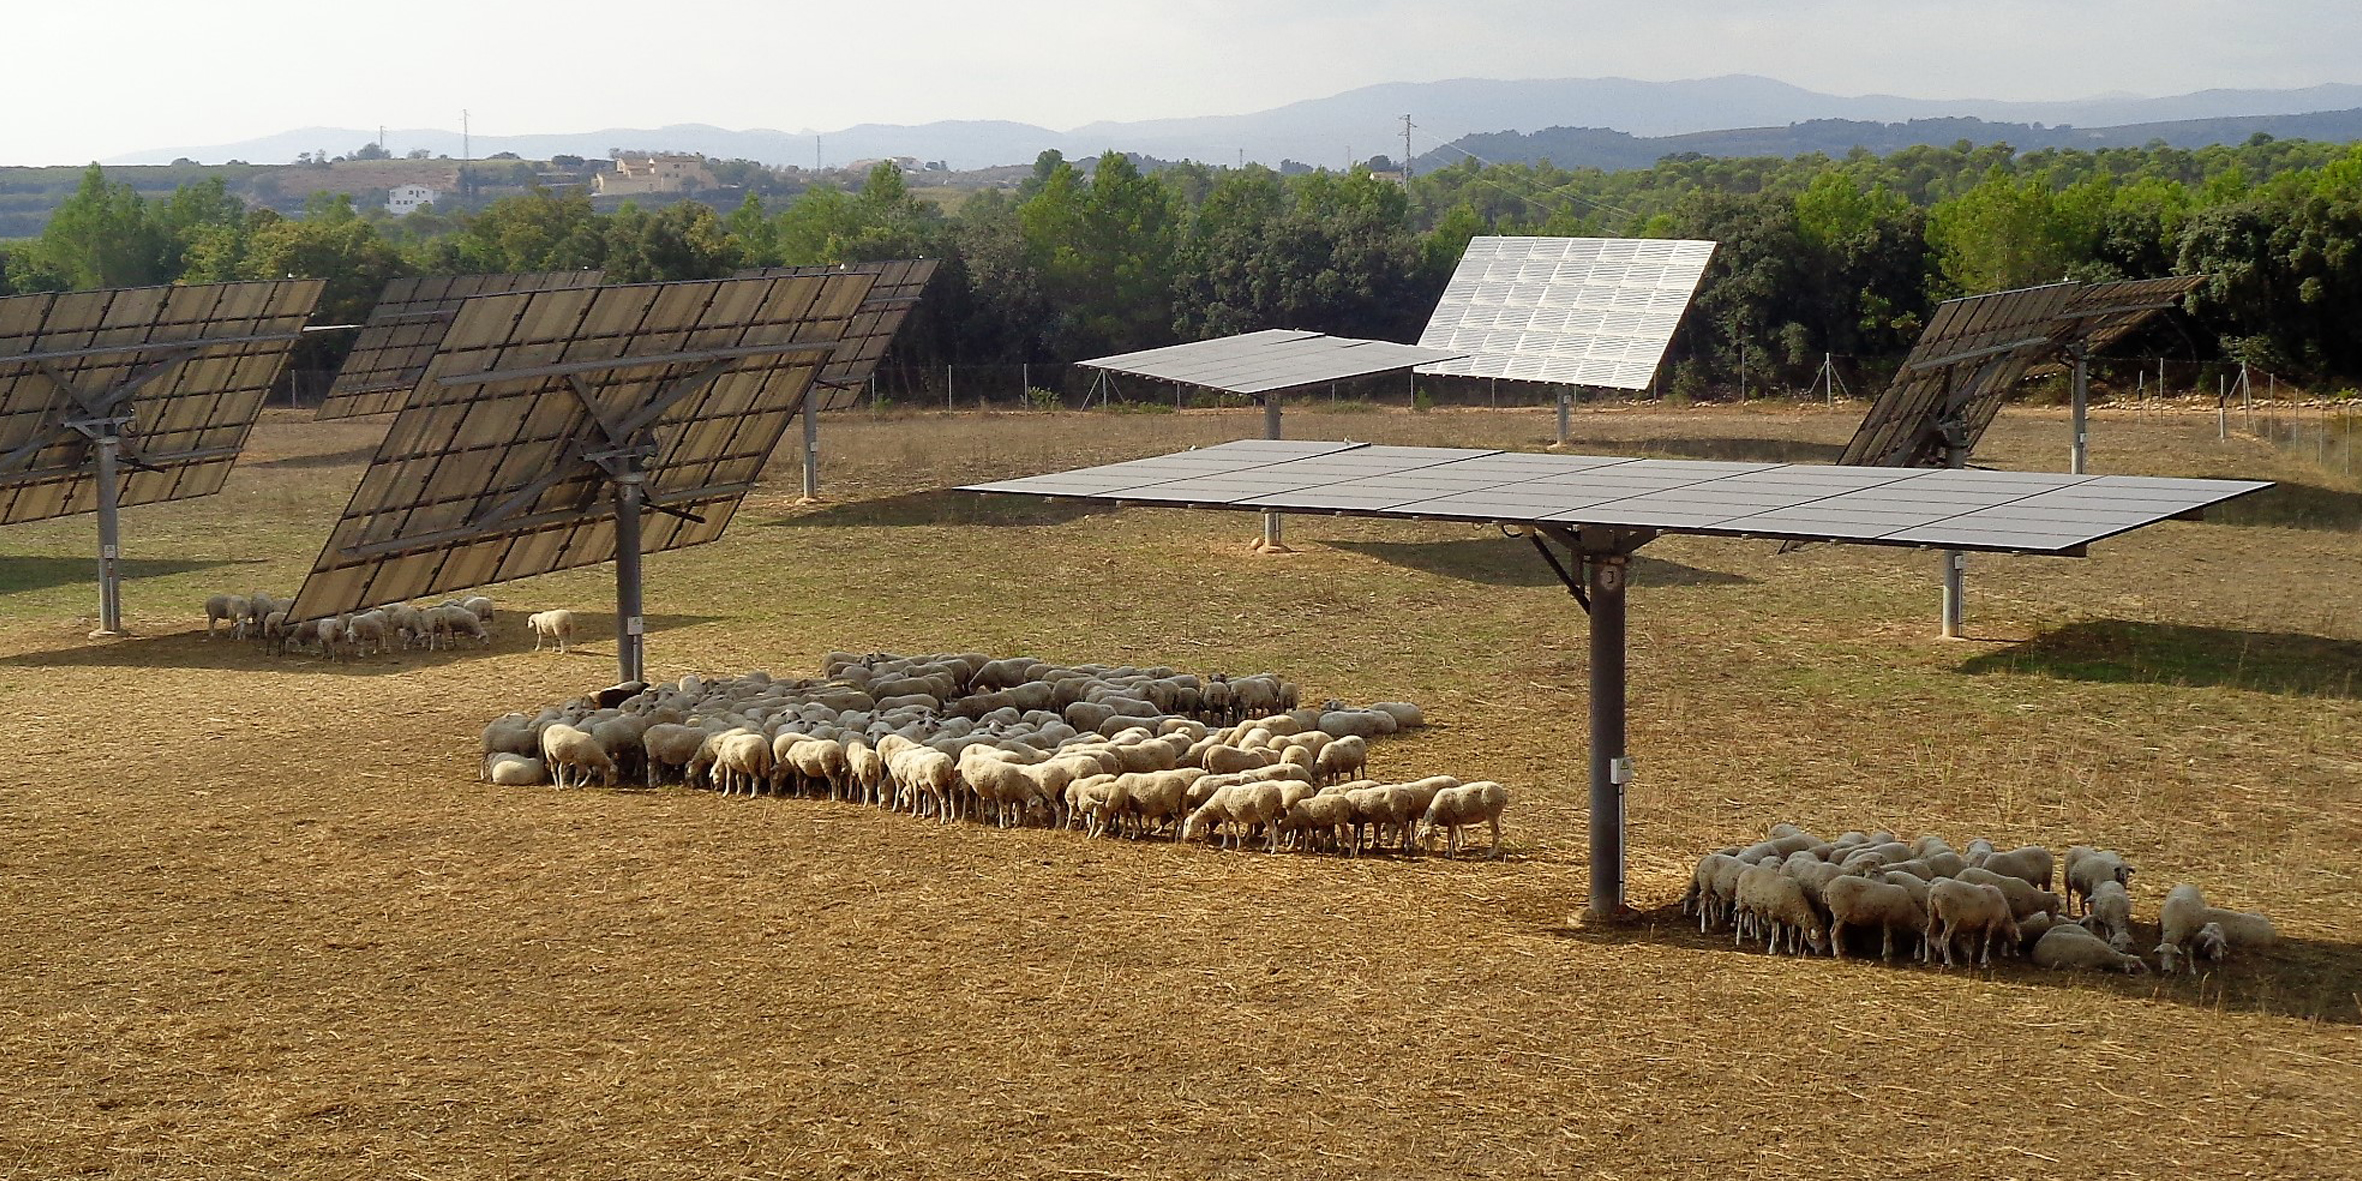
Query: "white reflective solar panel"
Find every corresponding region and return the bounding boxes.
[1078,330,1467,395]
[964,440,2267,557]
[1415,236,1717,389]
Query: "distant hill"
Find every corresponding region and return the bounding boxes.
[99,74,2362,171]
[1419,109,2362,173]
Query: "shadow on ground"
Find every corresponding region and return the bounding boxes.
[1617,435,1849,464]
[1545,900,2362,1024]
[245,444,382,471]
[0,613,722,676]
[0,555,261,597]
[761,489,1102,529]
[1959,619,2362,699]
[1328,537,1754,589]
[2205,481,2362,532]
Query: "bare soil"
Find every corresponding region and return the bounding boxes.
[3,401,2357,1179]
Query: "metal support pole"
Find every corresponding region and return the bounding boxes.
[1259,396,1286,550]
[799,395,820,501]
[1585,551,1629,919]
[1940,550,1966,639]
[613,472,646,685]
[93,432,124,636]
[2069,346,2089,475]
[1556,391,1571,445]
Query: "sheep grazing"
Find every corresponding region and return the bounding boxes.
[539,723,617,789]
[1969,844,2055,892]
[529,609,578,654]
[2064,846,2136,915]
[1925,878,2019,968]
[461,595,495,623]
[2032,923,2149,974]
[1954,866,2063,921]
[1421,781,1508,858]
[2155,883,2213,973]
[1277,794,1355,854]
[203,593,251,640]
[1734,864,1829,956]
[1823,874,1927,962]
[2079,879,2135,951]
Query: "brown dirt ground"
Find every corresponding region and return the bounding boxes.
[2,401,2358,1179]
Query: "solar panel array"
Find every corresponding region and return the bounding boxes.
[0,280,323,525]
[1414,236,1717,389]
[734,259,937,410]
[1079,329,1468,396]
[965,439,2267,557]
[288,272,877,621]
[317,271,607,419]
[1838,277,2200,469]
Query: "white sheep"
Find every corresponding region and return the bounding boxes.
[1970,845,2055,892]
[2079,879,2135,951]
[2032,923,2149,974]
[1823,874,1927,962]
[540,723,617,789]
[1420,781,1507,858]
[1956,866,2063,921]
[482,753,546,786]
[461,595,494,623]
[2064,846,2136,915]
[529,609,577,654]
[1924,878,2019,968]
[1733,864,1828,956]
[203,593,250,640]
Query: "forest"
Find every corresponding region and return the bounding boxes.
[5,133,2362,395]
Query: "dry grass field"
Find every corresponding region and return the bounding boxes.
[2,400,2358,1179]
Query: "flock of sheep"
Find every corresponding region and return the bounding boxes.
[477,650,1513,858]
[202,592,583,659]
[1686,825,2277,974]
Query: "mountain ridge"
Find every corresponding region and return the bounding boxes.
[97,74,2362,171]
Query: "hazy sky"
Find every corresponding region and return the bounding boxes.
[4,0,2346,164]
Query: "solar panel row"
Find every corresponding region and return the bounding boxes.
[289,272,878,621]
[735,260,938,411]
[965,439,2266,557]
[0,280,324,525]
[318,271,607,419]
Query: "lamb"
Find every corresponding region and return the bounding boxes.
[482,753,546,786]
[2032,923,2149,974]
[539,723,617,789]
[1924,878,2020,968]
[1823,874,1927,962]
[529,609,577,654]
[203,593,250,640]
[2064,846,2136,915]
[1733,864,1829,956]
[1970,845,2055,892]
[2079,879,2135,951]
[1420,781,1508,858]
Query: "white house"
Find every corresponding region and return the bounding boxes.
[386,183,441,216]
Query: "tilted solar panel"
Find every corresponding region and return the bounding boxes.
[965,440,2267,557]
[318,270,607,419]
[735,260,938,411]
[288,272,876,621]
[0,280,324,525]
[1415,236,1717,389]
[1079,331,1466,396]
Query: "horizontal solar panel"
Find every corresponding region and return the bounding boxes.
[963,440,2268,557]
[318,271,607,419]
[735,260,936,411]
[288,273,876,621]
[0,280,324,524]
[1077,330,1467,396]
[1414,236,1717,389]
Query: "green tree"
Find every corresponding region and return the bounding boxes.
[34,164,166,288]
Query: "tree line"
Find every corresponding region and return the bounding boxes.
[5,135,2362,392]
